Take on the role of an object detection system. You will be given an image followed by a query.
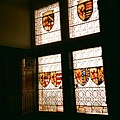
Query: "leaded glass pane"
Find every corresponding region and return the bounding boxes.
[35,2,61,45]
[73,47,108,115]
[68,0,100,38]
[38,54,63,112]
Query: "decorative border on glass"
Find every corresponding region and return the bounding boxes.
[72,47,108,115]
[38,54,63,112]
[68,0,100,38]
[35,2,61,45]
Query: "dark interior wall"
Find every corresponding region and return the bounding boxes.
[0,47,33,120]
[0,0,31,49]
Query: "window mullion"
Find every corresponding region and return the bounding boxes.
[61,51,76,115]
[59,0,69,41]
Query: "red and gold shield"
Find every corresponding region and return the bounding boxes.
[74,68,90,86]
[50,71,62,87]
[42,10,54,31]
[77,0,93,21]
[40,72,50,87]
[90,67,104,85]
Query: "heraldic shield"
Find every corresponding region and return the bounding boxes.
[42,10,54,31]
[50,71,62,87]
[77,0,93,21]
[40,72,50,87]
[90,67,105,85]
[74,67,105,86]
[74,68,90,86]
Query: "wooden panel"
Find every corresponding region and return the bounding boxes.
[22,94,26,113]
[1,53,22,118]
[22,58,36,115]
[25,71,33,90]
[25,92,33,112]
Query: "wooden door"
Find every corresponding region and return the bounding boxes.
[22,57,37,115]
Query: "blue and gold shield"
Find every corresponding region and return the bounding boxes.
[74,68,90,86]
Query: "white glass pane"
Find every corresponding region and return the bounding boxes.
[35,2,61,45]
[73,46,108,115]
[38,54,63,112]
[68,0,100,38]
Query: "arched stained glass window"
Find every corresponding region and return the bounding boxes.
[38,54,63,112]
[68,0,100,38]
[72,47,108,115]
[35,2,61,45]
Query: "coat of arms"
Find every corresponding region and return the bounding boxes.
[90,67,104,85]
[74,68,90,86]
[42,10,54,31]
[50,71,62,87]
[40,72,50,87]
[77,0,93,21]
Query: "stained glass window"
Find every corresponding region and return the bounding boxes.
[38,54,63,112]
[68,0,100,38]
[35,2,61,45]
[72,47,108,115]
